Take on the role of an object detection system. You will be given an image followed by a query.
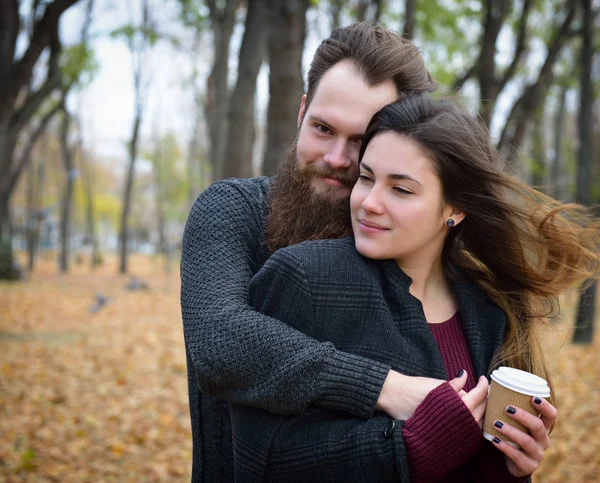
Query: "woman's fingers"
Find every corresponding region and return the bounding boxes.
[492,418,545,461]
[462,376,489,411]
[504,405,551,449]
[491,435,540,477]
[472,398,487,427]
[531,397,558,432]
[490,399,558,478]
[448,370,468,394]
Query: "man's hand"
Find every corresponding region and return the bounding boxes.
[376,370,461,420]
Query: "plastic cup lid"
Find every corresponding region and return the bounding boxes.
[490,367,551,397]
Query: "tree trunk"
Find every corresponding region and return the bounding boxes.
[572,0,595,345]
[119,110,141,274]
[205,0,240,179]
[151,137,167,256]
[330,0,344,28]
[187,104,202,206]
[80,147,99,269]
[0,0,79,277]
[0,131,17,241]
[529,107,546,189]
[59,107,74,273]
[221,0,269,179]
[573,281,598,344]
[262,0,309,176]
[25,143,46,271]
[403,0,416,40]
[355,0,369,22]
[478,0,509,128]
[550,84,568,200]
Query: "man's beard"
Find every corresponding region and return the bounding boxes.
[265,141,356,253]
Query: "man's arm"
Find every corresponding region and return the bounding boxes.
[180,179,390,417]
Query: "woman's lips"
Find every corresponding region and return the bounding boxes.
[358,220,389,233]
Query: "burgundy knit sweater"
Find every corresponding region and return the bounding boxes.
[402,312,529,482]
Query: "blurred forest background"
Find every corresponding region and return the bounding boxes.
[1,0,599,481]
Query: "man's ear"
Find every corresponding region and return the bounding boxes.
[297,94,307,128]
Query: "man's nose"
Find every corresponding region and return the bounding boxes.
[323,139,352,169]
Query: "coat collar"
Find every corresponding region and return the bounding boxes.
[378,259,506,378]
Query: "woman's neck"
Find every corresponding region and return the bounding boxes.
[398,257,446,301]
[397,253,457,323]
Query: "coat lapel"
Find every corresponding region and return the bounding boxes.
[453,281,506,378]
[380,259,448,381]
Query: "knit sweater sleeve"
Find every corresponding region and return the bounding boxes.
[180,180,389,417]
[402,382,483,482]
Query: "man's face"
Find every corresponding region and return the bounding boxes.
[295,60,398,201]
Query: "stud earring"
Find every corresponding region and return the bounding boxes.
[446,219,455,227]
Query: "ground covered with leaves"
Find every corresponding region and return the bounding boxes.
[1,255,599,482]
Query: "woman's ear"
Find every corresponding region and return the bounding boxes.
[447,208,466,227]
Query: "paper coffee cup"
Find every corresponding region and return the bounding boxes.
[482,367,550,447]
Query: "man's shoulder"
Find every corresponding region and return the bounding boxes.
[202,176,270,202]
[188,176,270,220]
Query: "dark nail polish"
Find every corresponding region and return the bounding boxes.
[457,369,465,378]
[494,421,504,429]
[493,437,501,444]
[534,397,542,405]
[506,406,516,415]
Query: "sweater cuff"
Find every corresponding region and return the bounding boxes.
[315,350,390,419]
[402,382,483,482]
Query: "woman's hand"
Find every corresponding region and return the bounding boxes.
[376,369,472,421]
[490,397,558,477]
[457,374,489,428]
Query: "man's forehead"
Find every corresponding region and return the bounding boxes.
[305,65,397,134]
[305,108,370,137]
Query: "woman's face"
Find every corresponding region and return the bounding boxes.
[350,131,460,265]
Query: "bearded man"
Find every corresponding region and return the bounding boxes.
[181,22,438,483]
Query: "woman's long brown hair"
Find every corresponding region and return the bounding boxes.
[360,95,600,408]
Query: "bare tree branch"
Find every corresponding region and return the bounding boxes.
[452,62,478,92]
[498,0,532,92]
[4,0,79,104]
[8,103,62,197]
[498,3,578,161]
[10,23,62,137]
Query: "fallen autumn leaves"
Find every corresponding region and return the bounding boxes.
[1,255,191,482]
[0,255,598,482]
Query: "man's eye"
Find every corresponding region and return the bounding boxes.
[315,125,330,134]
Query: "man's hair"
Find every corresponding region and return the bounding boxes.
[305,22,436,109]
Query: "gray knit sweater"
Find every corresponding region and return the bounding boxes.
[180,177,391,482]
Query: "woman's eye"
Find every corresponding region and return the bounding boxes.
[393,187,412,195]
[358,174,372,183]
